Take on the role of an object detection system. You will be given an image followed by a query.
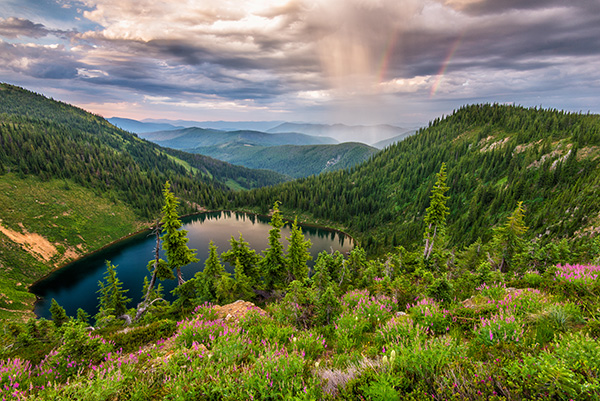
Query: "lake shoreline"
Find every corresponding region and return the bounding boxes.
[29,210,355,317]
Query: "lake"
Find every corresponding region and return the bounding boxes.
[30,211,353,319]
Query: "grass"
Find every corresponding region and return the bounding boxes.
[0,173,147,319]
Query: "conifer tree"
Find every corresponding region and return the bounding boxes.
[491,201,528,272]
[232,257,255,301]
[76,308,90,325]
[198,241,226,302]
[50,298,68,328]
[97,261,131,318]
[311,252,332,296]
[285,217,312,284]
[161,181,199,286]
[423,163,450,261]
[260,201,286,291]
[221,233,260,286]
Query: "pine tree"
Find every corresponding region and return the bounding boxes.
[260,201,286,291]
[76,308,90,325]
[221,233,260,286]
[491,201,528,272]
[285,217,312,284]
[97,261,131,318]
[161,181,199,286]
[50,298,68,328]
[232,257,255,301]
[198,241,225,302]
[423,163,450,261]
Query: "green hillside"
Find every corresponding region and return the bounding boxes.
[188,142,378,178]
[0,83,284,318]
[142,126,337,149]
[233,104,600,254]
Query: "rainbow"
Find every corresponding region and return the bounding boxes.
[378,31,399,84]
[430,32,465,97]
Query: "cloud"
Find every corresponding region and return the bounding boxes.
[0,17,50,38]
[1,0,599,125]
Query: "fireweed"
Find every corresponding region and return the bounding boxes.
[555,264,600,284]
[474,311,524,346]
[407,297,452,336]
[376,315,423,347]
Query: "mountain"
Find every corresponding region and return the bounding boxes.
[188,142,378,178]
[372,130,416,149]
[107,117,183,133]
[0,83,286,318]
[141,119,285,132]
[267,122,409,145]
[140,127,338,149]
[234,104,600,254]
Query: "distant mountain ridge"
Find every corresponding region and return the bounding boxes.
[267,122,410,145]
[108,117,183,133]
[187,142,378,178]
[140,127,338,149]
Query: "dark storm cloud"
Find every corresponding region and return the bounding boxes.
[2,0,600,124]
[0,17,50,38]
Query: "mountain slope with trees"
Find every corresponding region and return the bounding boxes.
[187,142,378,178]
[0,83,284,318]
[233,104,600,255]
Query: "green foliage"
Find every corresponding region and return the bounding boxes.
[49,298,68,328]
[221,233,261,286]
[259,201,286,291]
[197,240,225,303]
[107,320,177,353]
[285,217,312,284]
[96,261,131,320]
[490,201,529,272]
[160,181,199,285]
[423,163,450,262]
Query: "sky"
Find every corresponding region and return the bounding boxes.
[1,0,599,127]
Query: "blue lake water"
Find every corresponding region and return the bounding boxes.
[30,211,353,319]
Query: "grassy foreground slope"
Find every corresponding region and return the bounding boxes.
[233,104,600,254]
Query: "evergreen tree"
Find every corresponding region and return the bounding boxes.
[311,252,332,296]
[161,181,199,286]
[76,308,90,325]
[97,261,131,318]
[316,285,341,326]
[260,201,286,291]
[232,257,255,301]
[221,233,260,286]
[423,163,450,261]
[50,298,68,328]
[491,201,529,272]
[285,217,312,284]
[198,241,225,302]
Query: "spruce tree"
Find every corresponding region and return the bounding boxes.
[50,298,68,328]
[198,240,225,302]
[423,163,450,261]
[285,217,312,284]
[97,261,131,318]
[221,233,260,286]
[232,257,255,301]
[491,201,528,272]
[260,201,286,291]
[161,181,199,286]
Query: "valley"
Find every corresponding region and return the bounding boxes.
[2,85,600,400]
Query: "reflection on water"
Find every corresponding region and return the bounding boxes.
[31,211,353,319]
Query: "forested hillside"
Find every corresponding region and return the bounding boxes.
[0,83,283,318]
[188,142,378,178]
[233,104,600,254]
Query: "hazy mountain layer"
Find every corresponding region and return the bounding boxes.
[187,142,378,178]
